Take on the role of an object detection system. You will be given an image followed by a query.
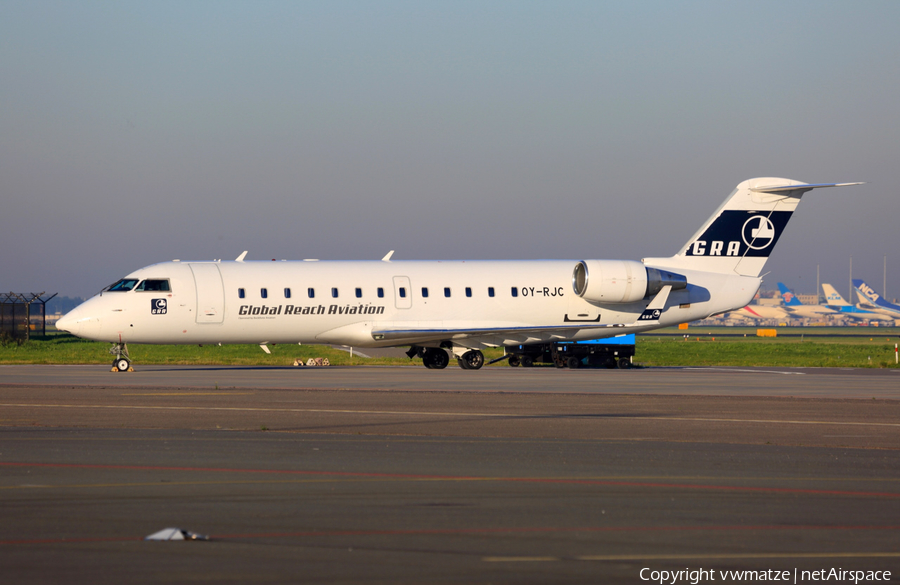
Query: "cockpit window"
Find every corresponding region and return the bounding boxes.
[107,279,139,292]
[135,279,171,292]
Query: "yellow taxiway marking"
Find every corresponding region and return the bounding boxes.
[485,552,900,562]
[2,402,900,428]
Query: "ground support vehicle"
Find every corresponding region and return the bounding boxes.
[506,334,635,369]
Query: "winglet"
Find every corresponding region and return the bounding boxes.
[635,285,672,325]
[235,251,248,262]
[382,250,394,262]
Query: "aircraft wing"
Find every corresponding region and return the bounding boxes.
[370,285,675,347]
[369,319,656,348]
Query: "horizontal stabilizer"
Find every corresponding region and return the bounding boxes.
[750,182,864,194]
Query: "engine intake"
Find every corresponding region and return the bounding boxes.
[572,260,687,303]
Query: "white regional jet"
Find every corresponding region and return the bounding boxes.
[57,178,862,371]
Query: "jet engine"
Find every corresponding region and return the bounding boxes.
[572,260,687,303]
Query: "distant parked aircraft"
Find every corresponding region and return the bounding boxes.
[852,279,900,319]
[776,282,838,319]
[821,283,883,321]
[728,304,788,321]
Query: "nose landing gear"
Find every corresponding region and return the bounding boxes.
[109,343,133,372]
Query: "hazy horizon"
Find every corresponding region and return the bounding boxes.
[3,1,898,300]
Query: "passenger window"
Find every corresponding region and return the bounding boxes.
[422,287,429,298]
[238,288,245,299]
[511,287,518,297]
[332,287,339,298]
[488,287,495,298]
[355,288,362,298]
[308,288,315,298]
[107,279,139,292]
[465,287,472,298]
[399,287,406,298]
[444,287,451,298]
[261,288,268,299]
[135,279,171,292]
[284,288,291,299]
[377,287,384,298]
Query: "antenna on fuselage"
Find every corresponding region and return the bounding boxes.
[235,251,248,262]
[381,250,394,262]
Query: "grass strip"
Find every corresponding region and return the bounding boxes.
[1,333,897,368]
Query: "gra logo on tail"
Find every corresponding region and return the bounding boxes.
[686,211,791,257]
[742,216,776,250]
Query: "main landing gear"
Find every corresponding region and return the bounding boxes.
[457,350,484,370]
[408,346,485,370]
[109,342,133,372]
[422,347,450,369]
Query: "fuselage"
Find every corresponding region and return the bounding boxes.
[58,258,760,348]
[62,177,863,357]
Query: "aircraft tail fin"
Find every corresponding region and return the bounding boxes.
[777,282,803,306]
[853,279,900,312]
[822,283,850,307]
[643,179,863,277]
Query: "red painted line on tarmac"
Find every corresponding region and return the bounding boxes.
[213,524,900,540]
[3,461,899,498]
[506,477,900,499]
[2,524,898,546]
[0,461,466,480]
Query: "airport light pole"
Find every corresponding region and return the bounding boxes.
[816,264,820,304]
[849,256,852,303]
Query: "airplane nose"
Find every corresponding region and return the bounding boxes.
[56,308,101,339]
[55,311,77,334]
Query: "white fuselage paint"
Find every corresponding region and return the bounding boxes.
[59,178,862,353]
[61,259,759,348]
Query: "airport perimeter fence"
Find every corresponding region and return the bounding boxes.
[0,292,56,343]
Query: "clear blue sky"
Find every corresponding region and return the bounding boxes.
[2,1,898,299]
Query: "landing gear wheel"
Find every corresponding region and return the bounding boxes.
[617,357,631,369]
[109,342,132,372]
[521,356,534,368]
[566,356,581,369]
[458,350,484,370]
[508,355,520,367]
[422,348,449,369]
[422,348,448,369]
[432,349,449,369]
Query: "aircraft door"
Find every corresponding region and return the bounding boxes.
[189,263,225,324]
[392,276,412,309]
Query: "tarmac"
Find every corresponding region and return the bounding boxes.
[1,364,899,584]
